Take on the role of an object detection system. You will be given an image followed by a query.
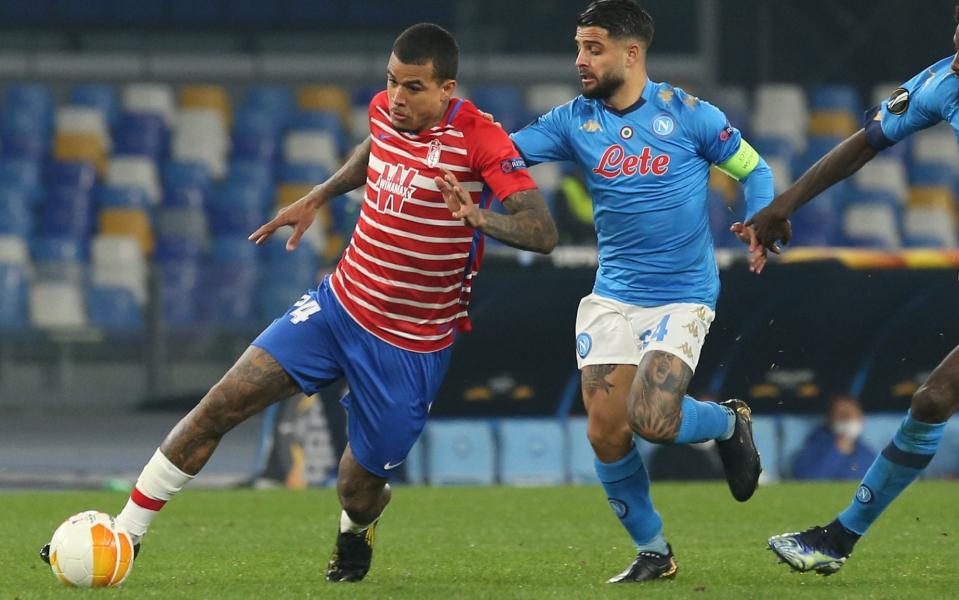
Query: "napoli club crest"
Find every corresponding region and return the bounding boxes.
[576,332,592,358]
[652,113,675,137]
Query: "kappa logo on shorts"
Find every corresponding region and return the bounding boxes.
[855,484,874,504]
[576,332,593,358]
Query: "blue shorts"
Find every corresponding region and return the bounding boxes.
[252,277,452,478]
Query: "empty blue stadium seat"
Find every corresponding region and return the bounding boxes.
[256,283,308,322]
[0,108,48,159]
[208,183,267,235]
[210,235,259,264]
[232,110,280,160]
[4,84,53,127]
[469,86,528,133]
[163,186,206,210]
[228,159,273,188]
[498,419,566,485]
[292,111,347,150]
[40,188,93,240]
[97,185,151,209]
[162,161,212,192]
[155,235,203,264]
[113,112,168,158]
[0,158,42,203]
[47,161,97,191]
[0,263,27,330]
[910,163,956,188]
[789,191,840,246]
[425,420,496,485]
[71,84,120,127]
[242,87,295,126]
[0,188,31,236]
[280,162,328,185]
[158,263,199,326]
[810,85,860,114]
[794,136,844,175]
[31,236,85,282]
[87,285,144,333]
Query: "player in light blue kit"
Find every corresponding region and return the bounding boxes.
[757,6,959,577]
[509,0,774,583]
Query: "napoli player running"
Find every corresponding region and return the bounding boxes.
[755,7,959,577]
[38,23,557,583]
[506,0,774,583]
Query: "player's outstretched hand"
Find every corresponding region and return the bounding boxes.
[436,170,487,229]
[730,222,768,275]
[249,188,324,251]
[744,204,792,254]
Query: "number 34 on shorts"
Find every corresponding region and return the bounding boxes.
[573,294,715,370]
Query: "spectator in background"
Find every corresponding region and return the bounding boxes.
[792,395,876,480]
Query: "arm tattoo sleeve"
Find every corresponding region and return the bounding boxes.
[478,189,558,254]
[317,136,372,198]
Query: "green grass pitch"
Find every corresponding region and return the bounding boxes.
[2,482,956,599]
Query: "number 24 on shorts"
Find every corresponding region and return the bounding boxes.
[290,295,321,324]
[638,315,670,349]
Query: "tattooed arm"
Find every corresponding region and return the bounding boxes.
[249,136,371,250]
[435,173,558,254]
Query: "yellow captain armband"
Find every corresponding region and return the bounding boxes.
[716,139,760,181]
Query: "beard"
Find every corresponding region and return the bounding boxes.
[581,71,625,100]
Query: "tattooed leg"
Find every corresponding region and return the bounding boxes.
[628,350,693,444]
[160,346,300,475]
[582,364,637,462]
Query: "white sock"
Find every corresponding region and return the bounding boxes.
[116,449,195,543]
[339,510,371,534]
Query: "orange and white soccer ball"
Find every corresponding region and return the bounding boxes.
[47,510,135,588]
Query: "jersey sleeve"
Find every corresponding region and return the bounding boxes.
[864,73,942,150]
[467,118,538,201]
[685,100,743,165]
[509,103,574,165]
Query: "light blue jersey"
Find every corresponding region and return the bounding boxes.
[865,55,959,148]
[511,79,772,309]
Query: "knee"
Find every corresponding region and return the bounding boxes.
[587,417,632,462]
[627,403,681,444]
[912,382,958,423]
[339,479,389,520]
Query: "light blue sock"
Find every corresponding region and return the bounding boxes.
[838,411,945,535]
[674,395,736,444]
[594,445,668,554]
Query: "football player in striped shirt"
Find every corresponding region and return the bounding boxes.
[755,5,959,577]
[49,23,557,583]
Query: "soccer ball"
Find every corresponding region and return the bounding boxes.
[47,510,135,588]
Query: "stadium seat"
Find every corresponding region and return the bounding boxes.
[809,85,860,114]
[793,136,843,175]
[0,116,48,160]
[172,131,227,180]
[163,186,206,211]
[854,157,909,205]
[903,207,957,248]
[55,106,111,151]
[156,206,208,241]
[4,84,53,130]
[98,208,154,255]
[0,158,42,200]
[907,187,955,214]
[227,159,273,188]
[71,84,119,127]
[176,108,229,150]
[30,236,83,283]
[179,85,232,126]
[232,112,280,161]
[0,263,27,330]
[106,156,161,205]
[0,235,29,266]
[47,161,96,191]
[29,280,87,330]
[425,420,496,485]
[469,85,528,133]
[497,419,566,485]
[526,83,578,116]
[241,86,295,127]
[96,185,150,210]
[52,132,108,175]
[86,285,144,333]
[157,262,199,326]
[275,183,314,208]
[565,417,596,483]
[913,124,959,166]
[162,160,213,192]
[284,130,340,172]
[91,234,148,304]
[909,163,956,192]
[292,110,347,151]
[753,135,796,162]
[279,163,329,187]
[208,183,267,236]
[764,156,793,194]
[0,188,31,236]
[842,202,901,248]
[753,83,808,152]
[155,233,204,264]
[40,188,93,240]
[122,83,177,126]
[789,190,841,246]
[807,111,858,138]
[297,85,352,129]
[112,112,168,158]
